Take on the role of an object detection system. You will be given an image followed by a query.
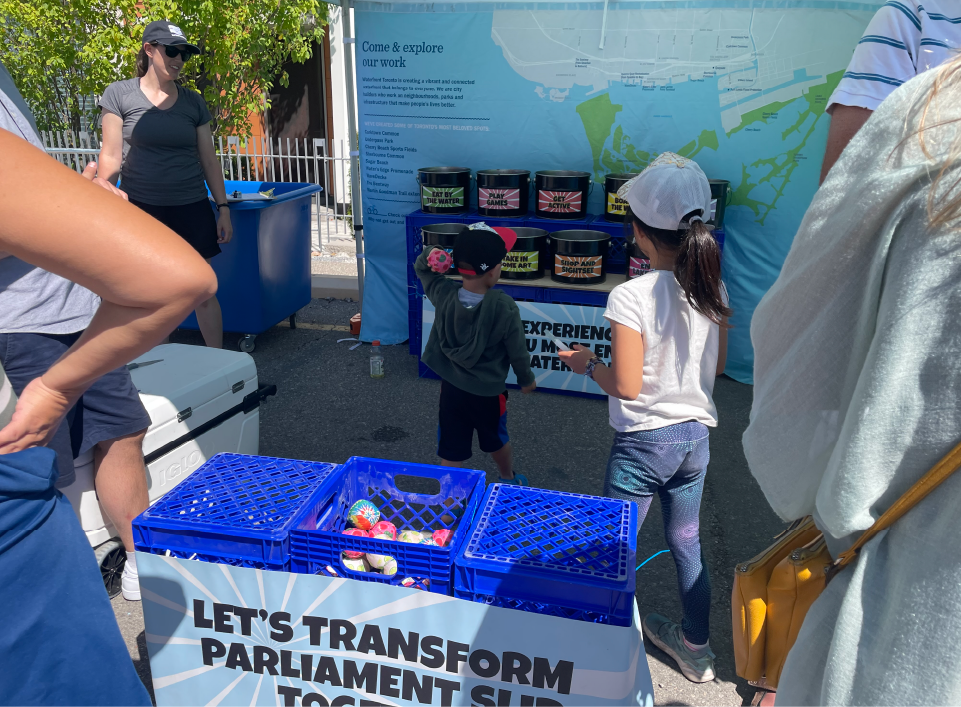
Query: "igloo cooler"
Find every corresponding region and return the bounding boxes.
[61,344,275,596]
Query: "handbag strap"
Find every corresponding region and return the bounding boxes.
[833,438,961,572]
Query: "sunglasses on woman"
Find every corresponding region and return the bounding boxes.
[160,45,192,61]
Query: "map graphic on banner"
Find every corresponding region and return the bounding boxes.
[354,1,881,382]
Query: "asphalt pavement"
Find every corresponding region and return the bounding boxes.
[112,297,784,706]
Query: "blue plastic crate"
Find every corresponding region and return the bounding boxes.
[454,484,637,626]
[586,215,629,275]
[133,453,339,569]
[289,457,486,594]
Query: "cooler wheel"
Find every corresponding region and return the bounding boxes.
[239,335,256,353]
[95,539,126,598]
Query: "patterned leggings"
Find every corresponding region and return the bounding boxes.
[604,420,712,645]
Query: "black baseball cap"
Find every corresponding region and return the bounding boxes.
[143,20,201,54]
[453,225,517,276]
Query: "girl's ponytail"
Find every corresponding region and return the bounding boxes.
[674,217,731,325]
[628,205,732,325]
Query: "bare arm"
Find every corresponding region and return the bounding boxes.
[196,123,233,243]
[97,111,124,186]
[559,322,644,400]
[0,132,217,452]
[819,105,872,185]
[717,318,729,377]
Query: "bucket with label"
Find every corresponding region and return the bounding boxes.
[603,173,639,222]
[625,228,652,280]
[500,227,548,280]
[549,230,610,285]
[534,171,591,220]
[476,170,530,218]
[421,223,467,274]
[417,167,472,214]
[708,179,730,228]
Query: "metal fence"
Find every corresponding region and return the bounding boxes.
[41,131,352,248]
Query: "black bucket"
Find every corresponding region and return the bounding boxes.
[708,179,730,228]
[549,230,610,285]
[421,223,467,274]
[535,170,591,220]
[625,230,652,280]
[476,170,530,218]
[604,173,638,222]
[418,167,471,214]
[501,227,548,280]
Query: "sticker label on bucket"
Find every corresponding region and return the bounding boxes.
[709,198,717,222]
[555,254,602,279]
[628,256,651,278]
[607,192,630,216]
[538,190,582,214]
[479,187,520,210]
[422,186,464,208]
[502,251,539,273]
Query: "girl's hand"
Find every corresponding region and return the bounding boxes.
[558,343,594,374]
[217,209,233,244]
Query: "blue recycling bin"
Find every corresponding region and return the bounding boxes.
[180,180,322,351]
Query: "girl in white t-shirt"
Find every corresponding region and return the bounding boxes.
[560,153,729,684]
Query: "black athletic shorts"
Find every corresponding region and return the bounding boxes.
[437,380,509,462]
[130,198,221,260]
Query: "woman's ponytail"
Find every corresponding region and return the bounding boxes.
[674,218,731,325]
[136,47,150,78]
[628,205,732,325]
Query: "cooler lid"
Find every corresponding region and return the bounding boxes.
[130,344,257,437]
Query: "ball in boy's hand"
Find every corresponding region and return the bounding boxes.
[427,248,453,273]
[370,521,397,539]
[398,530,425,544]
[342,528,368,558]
[348,499,380,530]
[432,529,452,547]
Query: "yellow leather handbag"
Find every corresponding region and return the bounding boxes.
[732,439,961,689]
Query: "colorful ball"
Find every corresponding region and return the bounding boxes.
[370,521,397,539]
[381,557,398,576]
[427,248,453,273]
[432,529,452,547]
[342,556,370,573]
[371,533,393,541]
[401,577,430,591]
[367,552,393,570]
[342,528,368,559]
[421,537,438,546]
[348,500,380,530]
[397,530,425,544]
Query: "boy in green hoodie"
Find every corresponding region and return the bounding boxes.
[414,225,536,485]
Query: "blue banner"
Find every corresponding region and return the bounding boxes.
[354,4,878,381]
[140,553,654,706]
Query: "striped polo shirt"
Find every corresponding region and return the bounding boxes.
[828,0,961,112]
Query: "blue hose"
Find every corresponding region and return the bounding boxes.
[635,549,670,571]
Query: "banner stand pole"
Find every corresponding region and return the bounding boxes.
[342,0,366,305]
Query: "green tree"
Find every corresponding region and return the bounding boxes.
[0,0,327,138]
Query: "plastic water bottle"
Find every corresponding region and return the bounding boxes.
[370,340,385,378]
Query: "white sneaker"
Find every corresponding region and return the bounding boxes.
[122,553,141,601]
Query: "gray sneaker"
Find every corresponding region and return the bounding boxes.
[642,613,716,683]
